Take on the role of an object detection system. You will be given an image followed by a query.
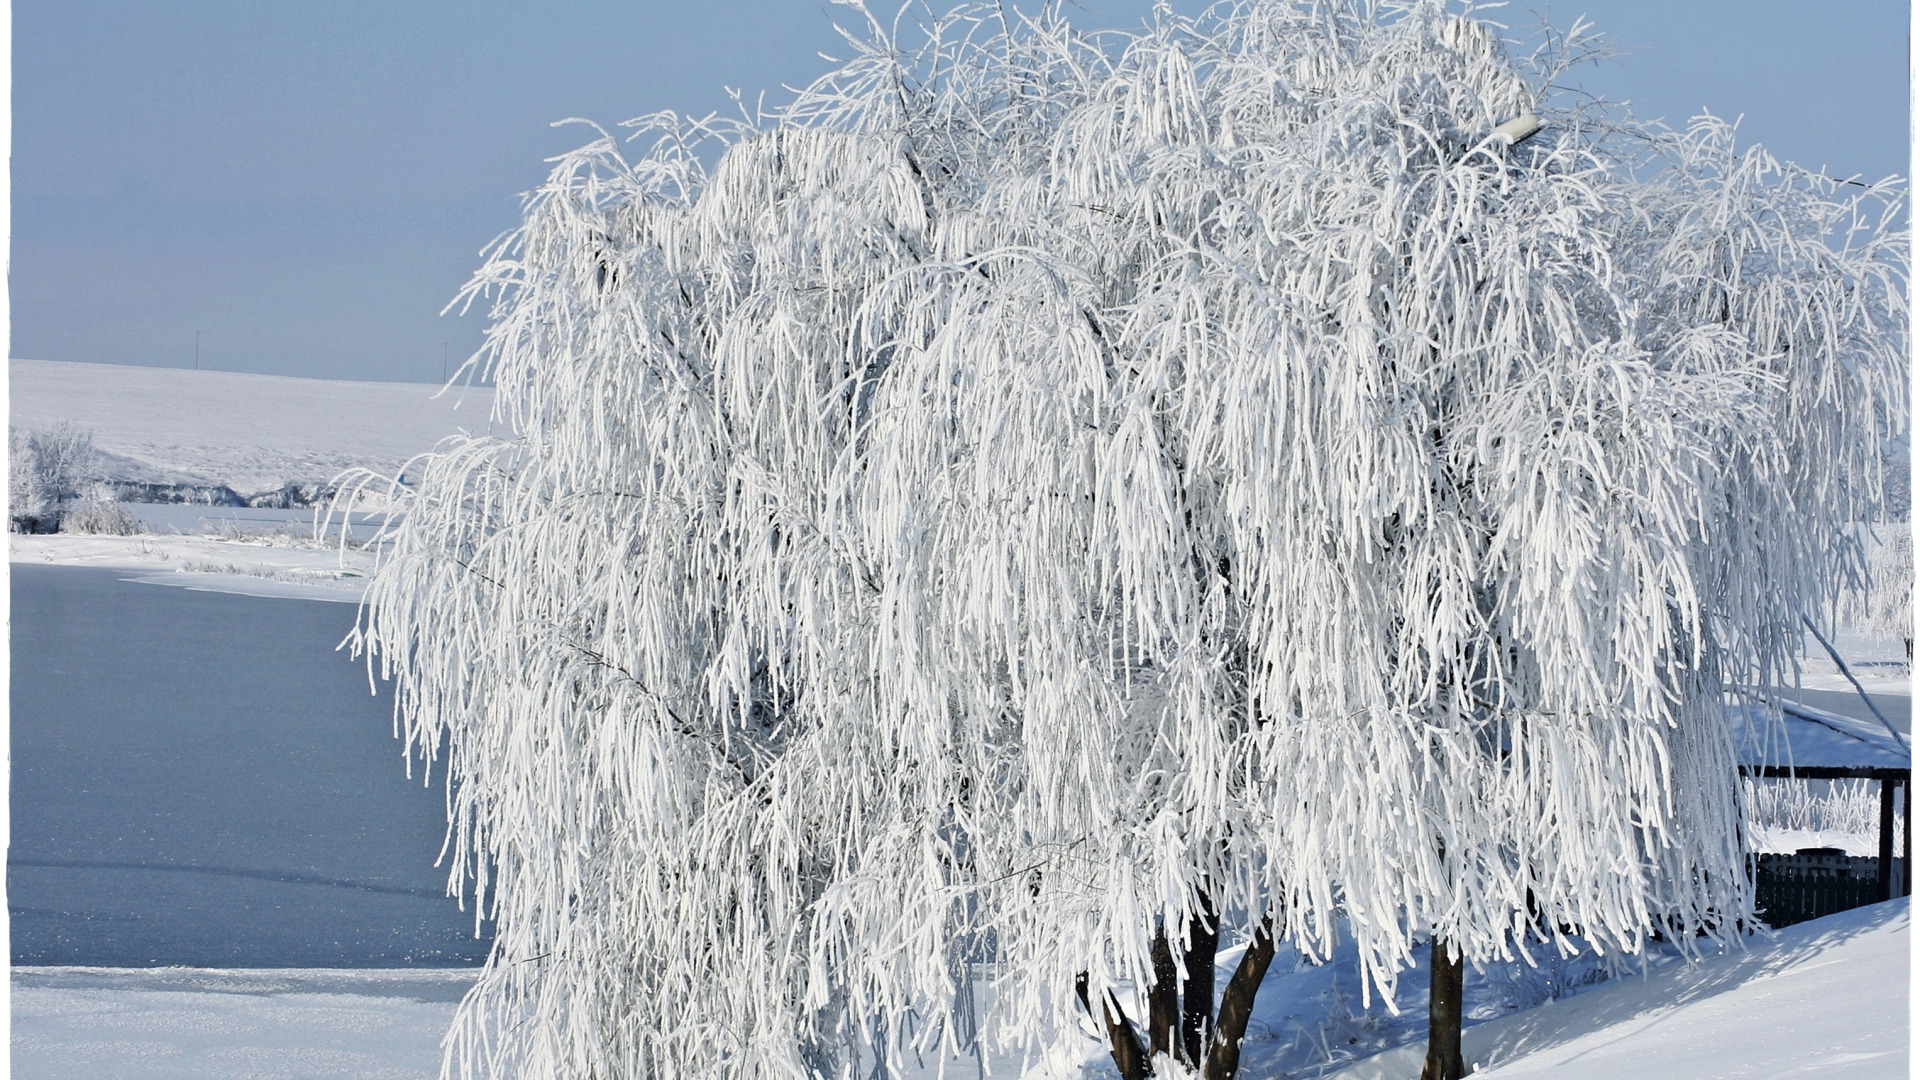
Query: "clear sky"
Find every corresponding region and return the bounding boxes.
[10,1,1910,383]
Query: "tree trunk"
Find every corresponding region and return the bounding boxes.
[1181,889,1220,1066]
[1149,924,1180,1059]
[1078,895,1265,1080]
[1102,990,1154,1080]
[1420,936,1466,1080]
[1078,972,1153,1080]
[1203,917,1274,1080]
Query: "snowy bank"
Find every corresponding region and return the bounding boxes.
[9,532,374,603]
[1320,898,1908,1080]
[10,967,473,1080]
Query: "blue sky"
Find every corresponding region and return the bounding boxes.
[10,1,1910,383]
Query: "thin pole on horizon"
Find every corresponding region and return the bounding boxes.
[194,330,201,371]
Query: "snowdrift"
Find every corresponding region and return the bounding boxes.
[1321,899,1908,1080]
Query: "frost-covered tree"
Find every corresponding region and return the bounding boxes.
[10,421,100,533]
[1838,523,1913,667]
[351,3,1906,1078]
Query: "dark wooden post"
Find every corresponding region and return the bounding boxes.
[1902,777,1911,898]
[1877,777,1896,902]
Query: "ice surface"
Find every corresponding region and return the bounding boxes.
[10,565,490,967]
[119,504,388,543]
[1788,687,1913,735]
[1731,702,1911,772]
[1780,627,1912,735]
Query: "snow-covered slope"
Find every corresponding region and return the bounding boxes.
[1321,899,1908,1080]
[9,358,496,494]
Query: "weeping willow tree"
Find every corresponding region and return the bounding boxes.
[350,3,1906,1078]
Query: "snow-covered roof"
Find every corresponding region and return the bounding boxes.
[1730,700,1911,774]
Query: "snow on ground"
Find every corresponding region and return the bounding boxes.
[9,358,495,493]
[19,902,1900,1080]
[1748,825,1886,858]
[930,902,1909,1080]
[10,532,373,603]
[1319,898,1908,1080]
[10,968,473,1080]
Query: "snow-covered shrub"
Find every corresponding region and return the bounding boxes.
[1478,946,1614,1017]
[1838,524,1912,665]
[1744,776,1895,837]
[60,486,140,536]
[10,421,101,533]
[350,3,1906,1078]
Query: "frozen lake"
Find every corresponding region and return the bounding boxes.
[121,503,391,544]
[10,564,490,967]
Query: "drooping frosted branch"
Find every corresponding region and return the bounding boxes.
[351,3,1907,1076]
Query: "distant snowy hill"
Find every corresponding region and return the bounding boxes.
[9,359,497,496]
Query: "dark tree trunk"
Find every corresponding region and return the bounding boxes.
[1080,898,1274,1080]
[1149,924,1180,1059]
[1078,972,1152,1080]
[1101,990,1154,1080]
[1420,936,1466,1080]
[1181,889,1220,1066]
[1203,917,1274,1080]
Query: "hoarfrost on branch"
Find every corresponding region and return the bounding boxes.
[348,2,1908,1076]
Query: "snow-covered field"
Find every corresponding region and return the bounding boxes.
[12,901,1905,1080]
[7,358,499,600]
[10,358,494,494]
